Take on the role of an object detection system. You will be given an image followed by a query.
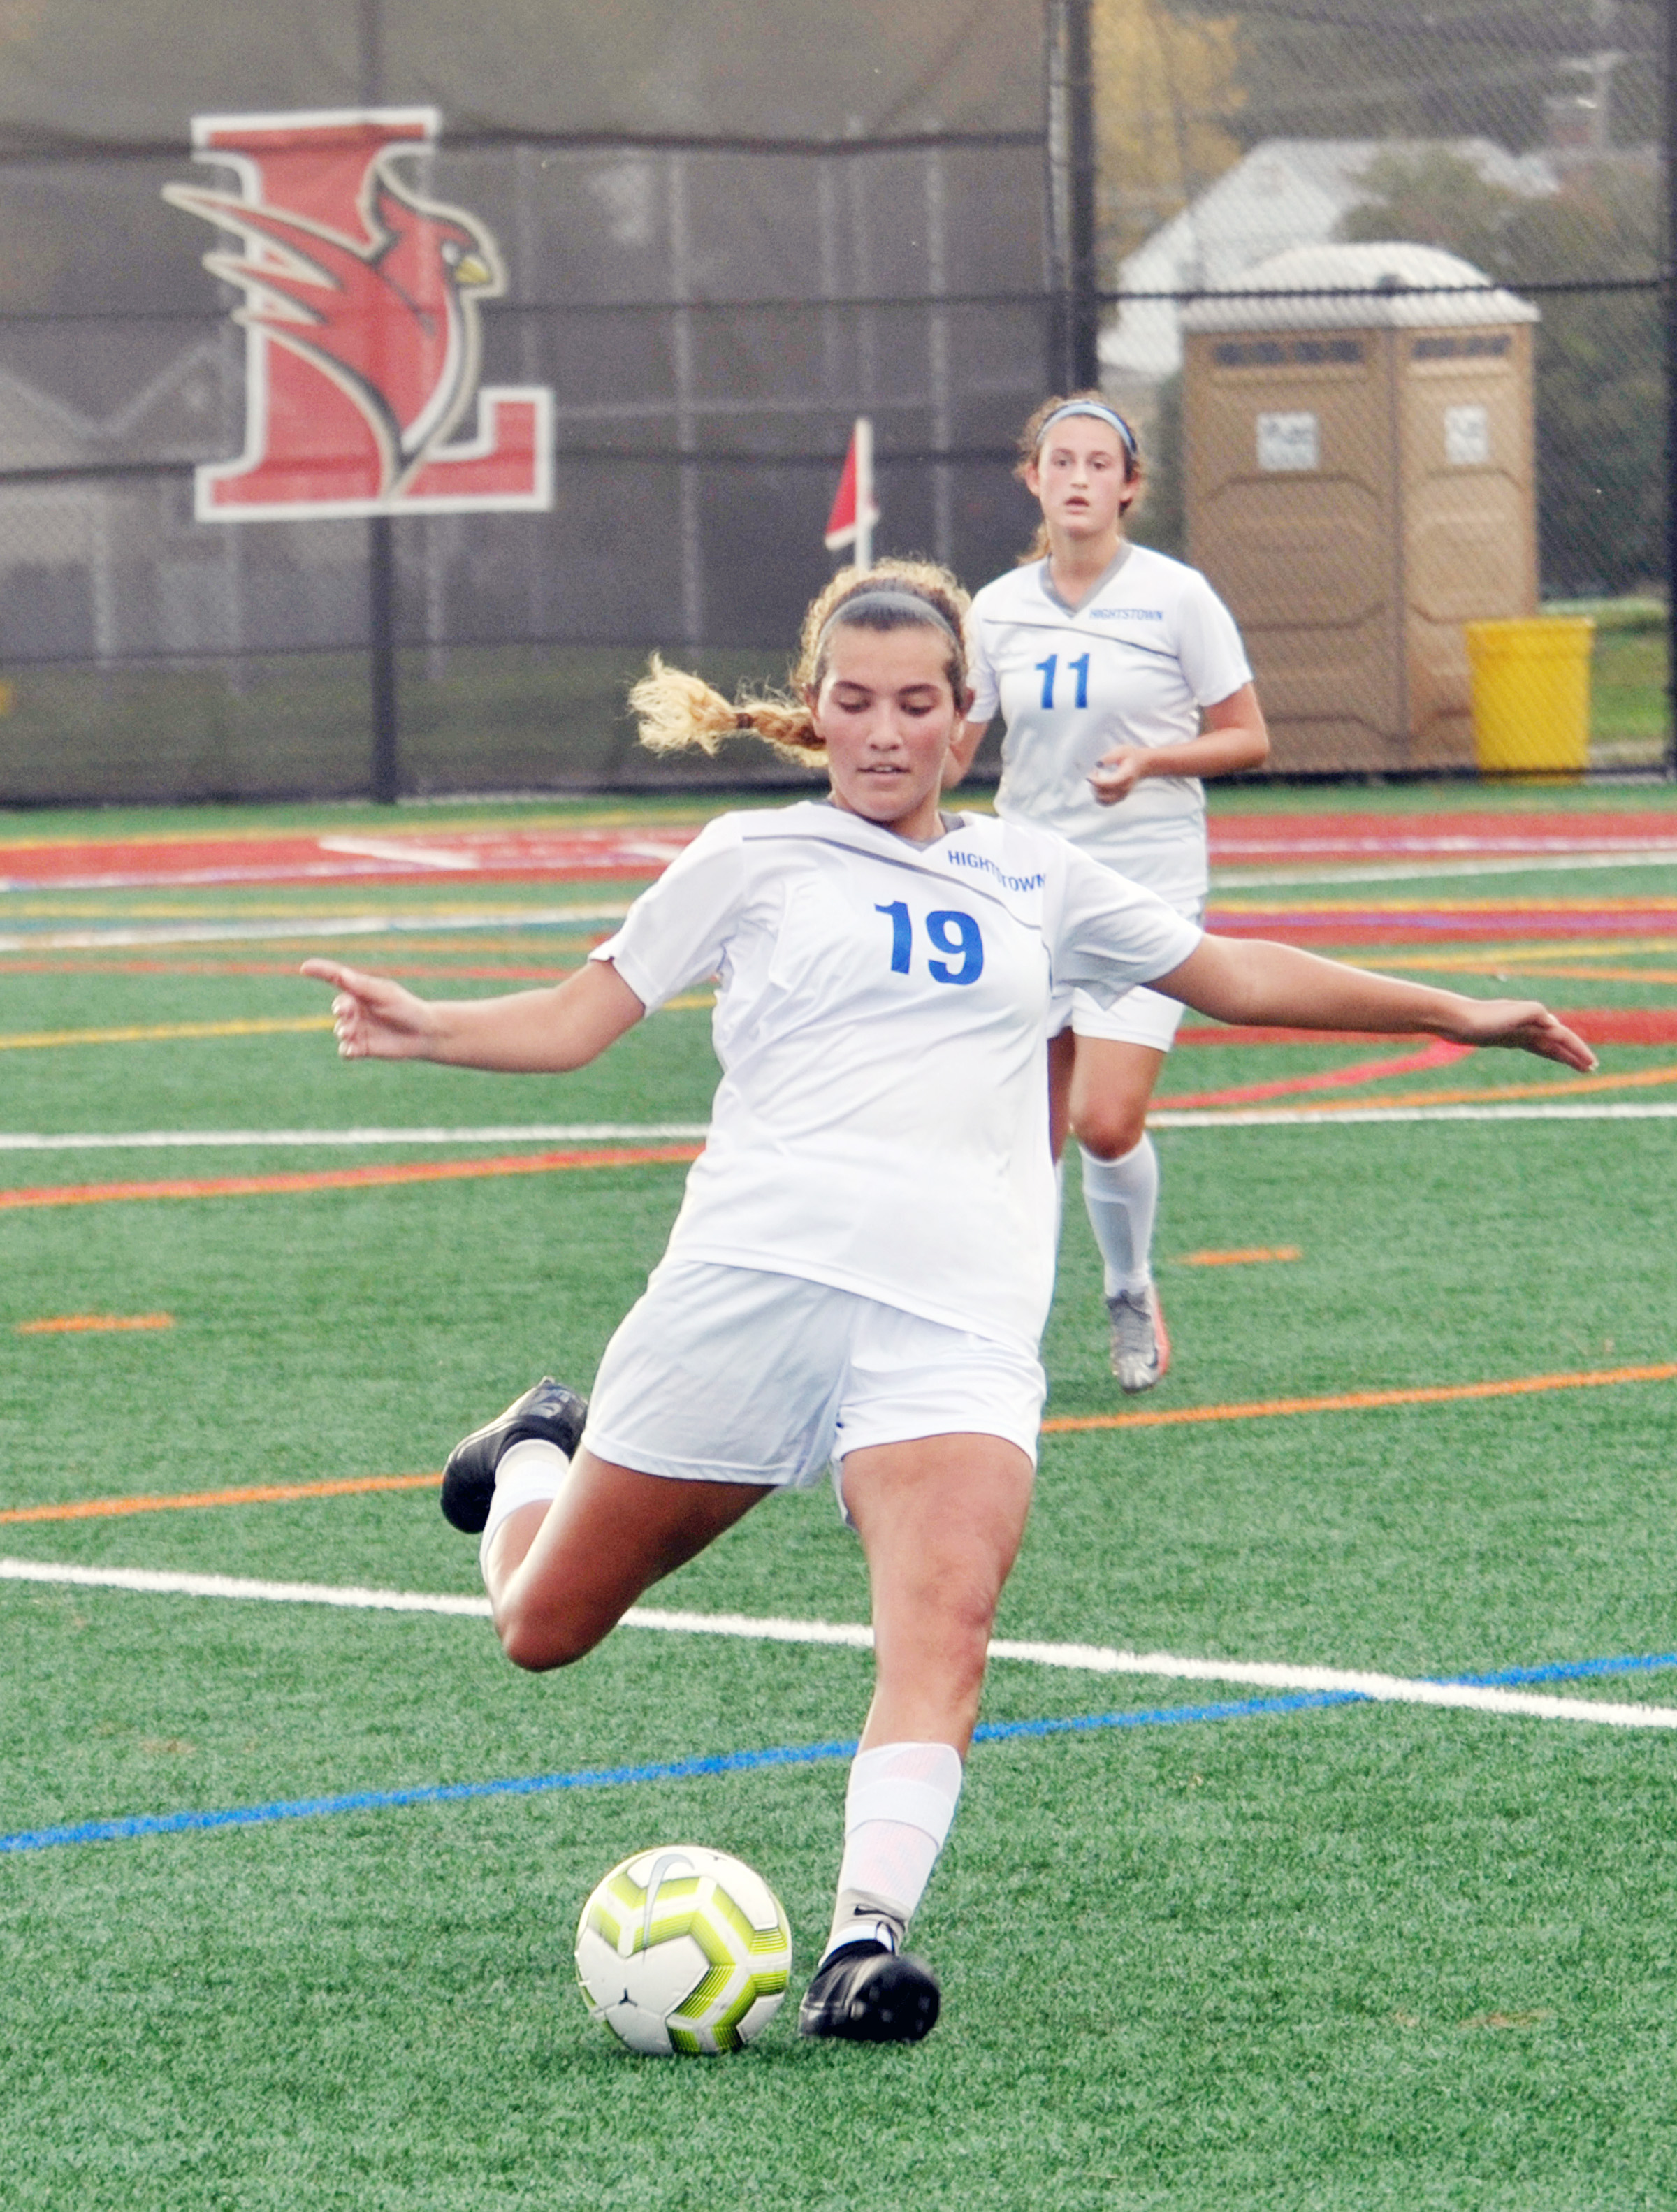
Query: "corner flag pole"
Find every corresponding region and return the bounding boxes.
[825,418,879,572]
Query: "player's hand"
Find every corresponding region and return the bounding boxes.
[1446,998,1597,1071]
[300,959,440,1060]
[1089,746,1147,803]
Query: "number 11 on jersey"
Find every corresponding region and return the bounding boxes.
[1034,652,1090,710]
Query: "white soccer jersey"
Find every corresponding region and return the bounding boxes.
[966,544,1252,902]
[590,802,1200,1356]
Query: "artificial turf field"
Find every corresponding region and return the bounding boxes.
[3,783,1677,2209]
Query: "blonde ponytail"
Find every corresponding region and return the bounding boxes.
[630,558,971,764]
[628,654,824,765]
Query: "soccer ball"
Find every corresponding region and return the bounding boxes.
[574,1844,793,2055]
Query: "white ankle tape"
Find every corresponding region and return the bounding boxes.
[844,1743,964,1847]
[477,1437,569,1576]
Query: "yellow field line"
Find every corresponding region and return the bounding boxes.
[0,997,709,1052]
[0,1016,334,1050]
[1217,898,1677,915]
[1441,967,1677,986]
[1041,1360,1677,1434]
[1353,940,1677,972]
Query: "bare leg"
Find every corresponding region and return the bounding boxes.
[843,1432,1036,1753]
[484,1446,767,1672]
[797,1431,1036,2036]
[1047,1026,1076,1162]
[1068,1035,1166,1161]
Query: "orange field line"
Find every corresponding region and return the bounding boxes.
[1179,1246,1302,1267]
[1275,1061,1677,1114]
[16,1313,174,1335]
[0,1144,704,1211]
[9,1365,1671,1525]
[0,1473,442,1525]
[1041,1360,1677,1434]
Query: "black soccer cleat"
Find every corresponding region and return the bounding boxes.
[797,1941,941,2044]
[440,1376,588,1534]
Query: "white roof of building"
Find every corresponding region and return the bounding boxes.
[1177,242,1539,335]
[1101,136,1554,381]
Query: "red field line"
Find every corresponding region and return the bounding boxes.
[1041,1360,1677,1434]
[1205,908,1677,947]
[0,1473,442,1524]
[4,810,1674,888]
[1156,1039,1471,1110]
[0,826,699,890]
[0,1145,704,1211]
[1205,812,1677,861]
[1178,1011,1677,1047]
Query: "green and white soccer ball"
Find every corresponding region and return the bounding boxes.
[574,1844,793,2055]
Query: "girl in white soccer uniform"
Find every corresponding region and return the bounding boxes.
[305,562,1590,2044]
[961,394,1272,1393]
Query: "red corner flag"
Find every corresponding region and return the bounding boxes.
[824,417,878,569]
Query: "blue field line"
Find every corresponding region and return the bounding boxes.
[0,1690,1355,1857]
[6,1655,1674,1860]
[1446,1650,1677,1689]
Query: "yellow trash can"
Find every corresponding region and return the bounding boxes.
[1463,616,1595,774]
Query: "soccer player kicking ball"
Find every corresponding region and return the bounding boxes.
[304,559,1592,2045]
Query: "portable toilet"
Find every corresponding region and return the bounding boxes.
[1179,242,1539,771]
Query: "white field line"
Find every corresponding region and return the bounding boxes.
[5,1558,1674,1731]
[1210,849,1677,889]
[4,1104,1676,1153]
[0,905,632,953]
[1151,1102,1677,1128]
[0,1125,711,1151]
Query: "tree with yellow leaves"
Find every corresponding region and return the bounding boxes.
[1094,0,1244,269]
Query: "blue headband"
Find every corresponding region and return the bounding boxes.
[1035,400,1138,462]
[818,588,959,654]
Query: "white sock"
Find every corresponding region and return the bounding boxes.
[825,1741,964,1960]
[477,1436,569,1581]
[1080,1135,1160,1300]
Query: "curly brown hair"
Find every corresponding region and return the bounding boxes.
[1015,391,1143,564]
[630,558,971,764]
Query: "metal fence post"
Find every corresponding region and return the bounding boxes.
[361,0,400,803]
[1666,0,1677,776]
[1045,0,1100,395]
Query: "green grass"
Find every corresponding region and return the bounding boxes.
[4,797,1677,2206]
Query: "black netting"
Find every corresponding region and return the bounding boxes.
[0,0,1667,799]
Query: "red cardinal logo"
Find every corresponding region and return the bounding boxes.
[165,110,550,518]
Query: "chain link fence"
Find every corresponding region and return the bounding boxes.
[0,0,1667,801]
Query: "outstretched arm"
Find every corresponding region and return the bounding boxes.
[299,956,646,1072]
[1156,936,1596,1070]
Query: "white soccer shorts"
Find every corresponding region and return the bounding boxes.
[1067,978,1186,1052]
[1065,858,1203,1053]
[581,1260,1046,1503]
